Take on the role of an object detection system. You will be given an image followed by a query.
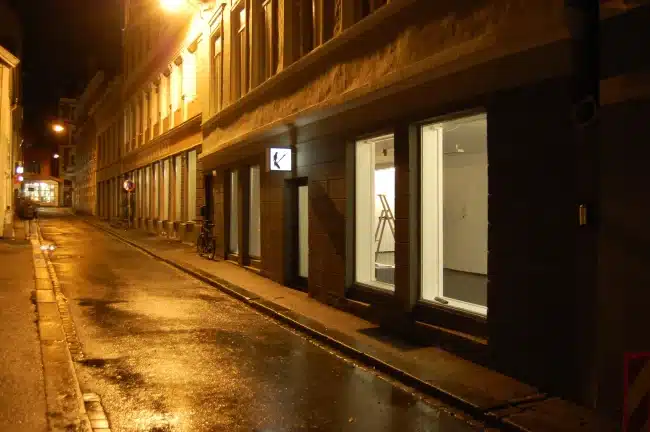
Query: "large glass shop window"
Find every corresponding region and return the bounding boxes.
[421,113,488,316]
[355,134,396,291]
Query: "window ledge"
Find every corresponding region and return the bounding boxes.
[202,0,418,136]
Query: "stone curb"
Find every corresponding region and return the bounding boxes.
[33,223,93,432]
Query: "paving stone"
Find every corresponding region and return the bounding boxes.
[38,321,64,342]
[36,290,55,303]
[87,410,107,420]
[35,278,52,290]
[91,419,110,429]
[37,303,60,321]
[83,393,100,402]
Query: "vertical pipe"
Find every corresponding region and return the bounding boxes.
[565,0,600,407]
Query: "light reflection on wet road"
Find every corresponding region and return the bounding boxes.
[39,213,482,432]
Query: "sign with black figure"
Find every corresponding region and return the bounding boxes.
[268,148,292,172]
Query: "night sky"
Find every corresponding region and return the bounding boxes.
[7,0,121,150]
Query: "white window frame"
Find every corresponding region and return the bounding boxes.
[174,155,182,220]
[355,134,395,292]
[162,158,170,220]
[248,165,261,258]
[187,150,197,221]
[229,169,239,254]
[420,113,488,316]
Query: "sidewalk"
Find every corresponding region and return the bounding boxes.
[84,216,615,431]
[0,223,48,431]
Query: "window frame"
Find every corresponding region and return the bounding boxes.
[417,111,489,317]
[211,29,223,114]
[353,132,397,293]
[261,0,278,81]
[248,164,262,261]
[227,168,240,258]
[232,3,248,99]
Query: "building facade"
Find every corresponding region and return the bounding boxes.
[0,44,19,236]
[56,97,78,207]
[0,0,22,237]
[95,0,207,237]
[22,146,60,206]
[77,0,650,421]
[72,71,113,215]
[192,0,650,421]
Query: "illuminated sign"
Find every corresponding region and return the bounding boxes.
[268,148,292,172]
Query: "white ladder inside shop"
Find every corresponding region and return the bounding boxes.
[375,194,395,261]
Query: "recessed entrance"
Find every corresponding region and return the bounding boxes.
[288,177,309,290]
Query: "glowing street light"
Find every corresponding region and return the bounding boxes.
[52,123,65,133]
[161,0,185,12]
[53,153,60,159]
[15,165,23,174]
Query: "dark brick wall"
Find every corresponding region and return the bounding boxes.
[487,77,579,397]
[296,137,347,302]
[196,155,205,221]
[596,98,650,416]
[260,161,289,283]
[211,170,225,257]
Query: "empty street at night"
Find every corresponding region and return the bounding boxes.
[3,0,649,430]
[36,210,480,431]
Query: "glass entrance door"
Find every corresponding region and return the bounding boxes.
[298,184,309,279]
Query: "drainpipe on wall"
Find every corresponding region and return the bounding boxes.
[564,0,600,408]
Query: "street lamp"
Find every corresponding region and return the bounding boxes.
[52,123,65,133]
[53,153,60,159]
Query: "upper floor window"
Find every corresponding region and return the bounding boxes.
[130,101,137,146]
[136,95,143,137]
[359,0,387,20]
[298,0,314,56]
[211,32,223,113]
[151,83,160,127]
[171,62,182,114]
[183,50,197,104]
[261,0,277,80]
[233,4,248,99]
[160,73,170,120]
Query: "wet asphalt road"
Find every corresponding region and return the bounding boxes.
[39,212,482,432]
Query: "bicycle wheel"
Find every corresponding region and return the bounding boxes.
[207,239,216,260]
[196,233,204,255]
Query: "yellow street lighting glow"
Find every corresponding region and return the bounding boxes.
[161,0,184,12]
[52,124,65,133]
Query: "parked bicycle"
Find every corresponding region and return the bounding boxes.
[196,220,216,260]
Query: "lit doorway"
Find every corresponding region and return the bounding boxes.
[288,178,309,290]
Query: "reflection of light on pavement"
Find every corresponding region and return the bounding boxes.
[134,410,180,430]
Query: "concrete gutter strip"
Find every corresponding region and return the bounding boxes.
[84,218,616,432]
[33,223,93,432]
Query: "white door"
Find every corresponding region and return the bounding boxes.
[298,185,309,278]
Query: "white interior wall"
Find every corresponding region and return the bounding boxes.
[443,152,488,274]
[374,168,395,253]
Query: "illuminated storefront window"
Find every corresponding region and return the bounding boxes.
[24,182,58,204]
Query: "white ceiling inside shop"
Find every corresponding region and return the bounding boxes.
[443,118,487,155]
